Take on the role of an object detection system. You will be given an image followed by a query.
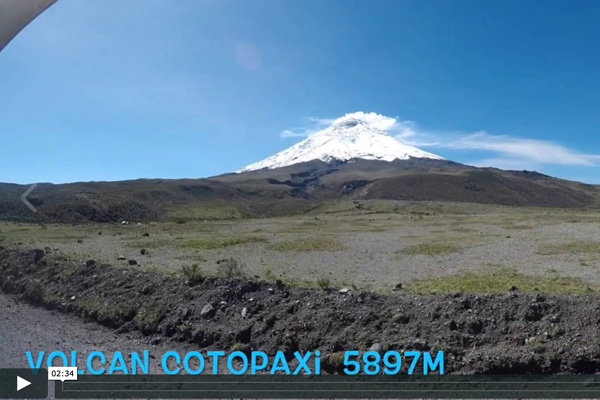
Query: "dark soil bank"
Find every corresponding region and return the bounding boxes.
[2,247,600,374]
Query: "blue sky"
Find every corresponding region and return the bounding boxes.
[1,0,600,184]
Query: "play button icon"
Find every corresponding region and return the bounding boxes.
[0,368,47,398]
[17,376,32,391]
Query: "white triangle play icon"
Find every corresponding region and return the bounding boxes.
[17,376,31,391]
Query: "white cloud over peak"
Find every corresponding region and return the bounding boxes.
[333,112,399,131]
[280,111,417,139]
[280,111,600,169]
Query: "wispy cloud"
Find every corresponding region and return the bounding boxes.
[443,132,600,167]
[278,117,334,137]
[281,111,600,169]
[280,129,310,138]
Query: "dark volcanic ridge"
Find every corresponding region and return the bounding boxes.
[1,159,598,223]
[3,247,600,374]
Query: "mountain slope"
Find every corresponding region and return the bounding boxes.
[1,159,597,223]
[239,117,443,172]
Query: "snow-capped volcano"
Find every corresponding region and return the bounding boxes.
[238,115,443,172]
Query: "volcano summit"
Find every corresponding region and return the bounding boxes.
[239,116,443,172]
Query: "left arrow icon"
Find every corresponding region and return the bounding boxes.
[16,376,31,391]
[20,183,38,213]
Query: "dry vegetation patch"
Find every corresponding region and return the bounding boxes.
[408,268,595,294]
[396,243,461,256]
[268,238,344,252]
[538,241,600,255]
[177,236,266,250]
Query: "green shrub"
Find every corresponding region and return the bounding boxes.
[134,308,164,335]
[216,258,246,279]
[316,276,331,290]
[181,264,204,286]
[263,267,277,281]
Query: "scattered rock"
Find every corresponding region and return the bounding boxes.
[142,233,150,237]
[140,249,147,255]
[392,314,410,324]
[85,260,96,267]
[117,255,126,260]
[461,299,472,310]
[191,328,204,344]
[525,303,546,322]
[201,304,215,319]
[2,277,15,292]
[264,314,277,328]
[369,343,383,353]
[412,340,429,351]
[241,307,249,318]
[393,283,403,291]
[549,314,561,323]
[128,260,138,266]
[32,249,45,264]
[467,319,484,334]
[150,337,162,345]
[339,287,351,294]
[235,326,252,344]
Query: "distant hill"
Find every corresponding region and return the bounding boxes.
[0,158,598,223]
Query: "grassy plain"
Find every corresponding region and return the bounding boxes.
[3,200,600,293]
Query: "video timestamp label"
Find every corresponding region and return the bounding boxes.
[48,367,78,381]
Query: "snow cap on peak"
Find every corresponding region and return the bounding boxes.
[238,112,443,172]
[331,117,364,129]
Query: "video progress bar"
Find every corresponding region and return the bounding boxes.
[55,375,600,399]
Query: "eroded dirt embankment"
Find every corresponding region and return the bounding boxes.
[2,247,600,374]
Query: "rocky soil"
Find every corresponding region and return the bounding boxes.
[2,247,600,374]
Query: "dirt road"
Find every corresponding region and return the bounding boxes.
[0,292,199,371]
